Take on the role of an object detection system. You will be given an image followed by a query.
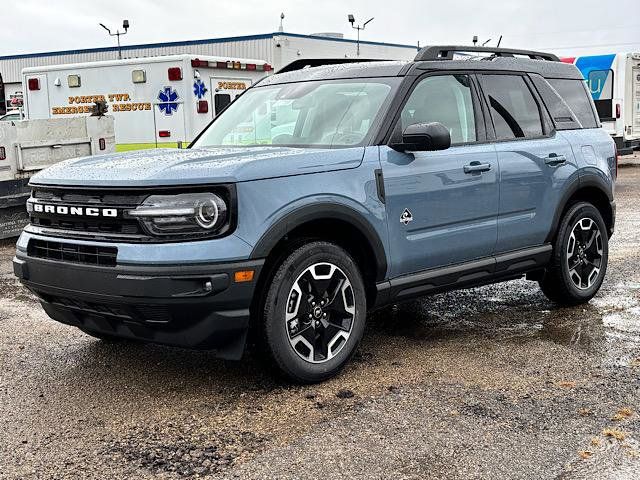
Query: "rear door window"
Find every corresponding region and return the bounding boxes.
[480,75,544,140]
[547,78,598,128]
[214,94,231,115]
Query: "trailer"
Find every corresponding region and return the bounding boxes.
[0,115,115,238]
[562,53,640,154]
[22,55,272,152]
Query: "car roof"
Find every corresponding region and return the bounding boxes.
[259,47,583,86]
[257,61,410,85]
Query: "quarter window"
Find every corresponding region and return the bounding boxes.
[400,74,477,144]
[547,78,598,128]
[481,75,543,140]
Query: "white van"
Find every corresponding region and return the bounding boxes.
[22,55,272,151]
[563,53,640,154]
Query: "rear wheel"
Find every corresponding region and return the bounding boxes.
[539,202,608,305]
[262,241,367,383]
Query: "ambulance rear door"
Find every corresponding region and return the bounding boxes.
[152,84,186,147]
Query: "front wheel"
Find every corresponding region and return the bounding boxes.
[262,241,367,383]
[539,202,608,306]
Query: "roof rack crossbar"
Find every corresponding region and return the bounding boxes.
[414,45,559,62]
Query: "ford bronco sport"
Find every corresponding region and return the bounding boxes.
[13,46,617,383]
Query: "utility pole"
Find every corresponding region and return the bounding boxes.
[348,15,374,57]
[99,20,130,60]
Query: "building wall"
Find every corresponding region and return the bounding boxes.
[0,33,418,85]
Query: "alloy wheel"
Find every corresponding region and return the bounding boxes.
[566,217,603,290]
[285,262,356,363]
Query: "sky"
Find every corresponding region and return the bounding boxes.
[0,0,638,57]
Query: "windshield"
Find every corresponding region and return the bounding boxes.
[192,78,399,148]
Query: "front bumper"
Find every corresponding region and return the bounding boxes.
[13,251,264,359]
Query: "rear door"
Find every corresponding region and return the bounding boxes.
[210,77,251,116]
[478,74,578,254]
[153,85,186,147]
[632,65,640,139]
[24,73,50,119]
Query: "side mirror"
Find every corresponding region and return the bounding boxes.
[392,122,451,152]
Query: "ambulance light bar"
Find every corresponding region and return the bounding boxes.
[191,59,272,72]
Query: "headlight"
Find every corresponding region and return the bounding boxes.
[129,192,228,238]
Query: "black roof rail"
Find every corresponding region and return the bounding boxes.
[414,45,559,62]
[277,58,390,74]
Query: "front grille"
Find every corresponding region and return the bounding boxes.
[30,216,142,236]
[43,294,172,324]
[29,187,147,241]
[28,239,117,267]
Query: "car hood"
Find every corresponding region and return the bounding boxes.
[30,146,365,187]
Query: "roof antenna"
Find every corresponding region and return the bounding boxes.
[482,38,492,46]
[496,35,503,47]
[278,12,285,32]
[472,35,478,46]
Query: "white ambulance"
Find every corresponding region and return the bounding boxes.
[22,55,272,151]
[563,53,640,154]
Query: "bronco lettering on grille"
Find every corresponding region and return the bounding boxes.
[33,204,118,217]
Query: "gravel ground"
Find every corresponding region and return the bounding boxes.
[1,167,639,479]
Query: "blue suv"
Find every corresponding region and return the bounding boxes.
[13,46,617,382]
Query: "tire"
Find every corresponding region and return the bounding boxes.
[539,202,608,306]
[261,241,367,383]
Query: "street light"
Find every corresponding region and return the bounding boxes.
[99,19,130,60]
[348,14,374,57]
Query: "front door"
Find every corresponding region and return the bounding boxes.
[381,73,499,278]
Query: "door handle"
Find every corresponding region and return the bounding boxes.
[544,153,566,166]
[463,162,492,174]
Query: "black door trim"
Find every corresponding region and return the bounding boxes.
[375,244,551,306]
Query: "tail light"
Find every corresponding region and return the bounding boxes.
[167,67,182,81]
[158,130,171,138]
[616,103,621,119]
[197,100,209,114]
[28,78,40,91]
[99,138,106,151]
[0,147,5,160]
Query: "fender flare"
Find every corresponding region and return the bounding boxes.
[545,172,614,243]
[250,202,388,281]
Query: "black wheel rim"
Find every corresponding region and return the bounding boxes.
[285,262,356,364]
[566,217,603,290]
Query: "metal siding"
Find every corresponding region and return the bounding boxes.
[1,34,418,85]
[1,38,274,84]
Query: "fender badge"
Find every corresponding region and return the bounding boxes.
[400,208,413,225]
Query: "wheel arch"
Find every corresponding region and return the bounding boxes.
[250,203,388,306]
[546,173,614,243]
